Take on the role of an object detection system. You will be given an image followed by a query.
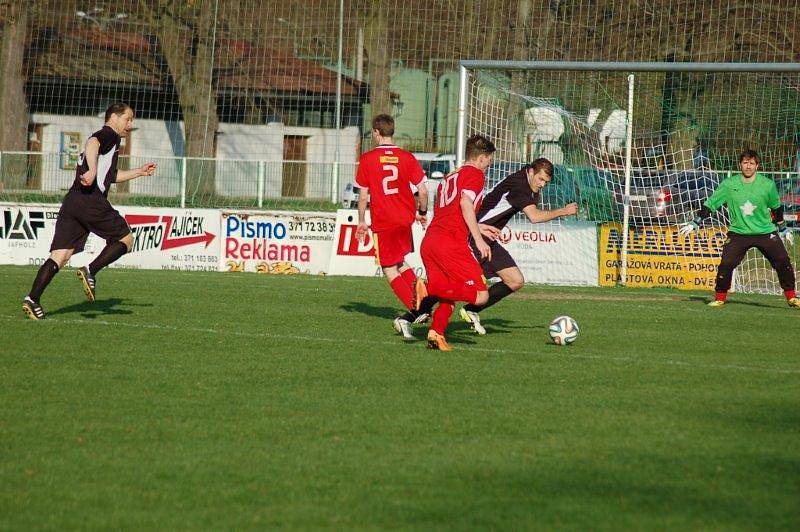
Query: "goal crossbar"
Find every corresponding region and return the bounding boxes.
[459,61,800,73]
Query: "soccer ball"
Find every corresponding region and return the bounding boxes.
[549,316,579,345]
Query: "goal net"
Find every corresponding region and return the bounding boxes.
[460,63,800,294]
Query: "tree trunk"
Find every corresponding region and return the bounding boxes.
[506,0,532,161]
[0,2,28,153]
[142,0,219,197]
[0,2,29,190]
[364,0,391,117]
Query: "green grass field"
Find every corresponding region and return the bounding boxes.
[1,265,799,529]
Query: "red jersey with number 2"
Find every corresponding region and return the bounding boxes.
[355,145,426,232]
[427,165,486,242]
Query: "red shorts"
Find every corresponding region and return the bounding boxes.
[373,225,413,267]
[421,231,487,293]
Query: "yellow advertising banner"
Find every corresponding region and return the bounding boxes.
[599,224,727,290]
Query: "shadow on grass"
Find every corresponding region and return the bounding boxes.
[49,297,151,319]
[387,457,787,529]
[340,302,532,341]
[687,295,780,309]
[340,302,400,320]
[486,318,542,332]
[450,316,527,337]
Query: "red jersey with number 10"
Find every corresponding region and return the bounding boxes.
[355,145,426,232]
[427,165,486,242]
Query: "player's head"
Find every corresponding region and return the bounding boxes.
[526,157,554,192]
[371,114,395,142]
[464,134,496,170]
[739,149,759,178]
[105,103,134,137]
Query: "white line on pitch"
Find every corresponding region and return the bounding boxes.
[1,314,798,376]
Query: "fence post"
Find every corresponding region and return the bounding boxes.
[257,160,265,208]
[331,161,339,205]
[180,157,187,208]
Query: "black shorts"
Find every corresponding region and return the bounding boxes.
[469,237,518,278]
[50,190,131,253]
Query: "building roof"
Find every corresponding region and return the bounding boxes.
[29,28,366,98]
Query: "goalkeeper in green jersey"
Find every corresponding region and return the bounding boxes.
[679,149,798,307]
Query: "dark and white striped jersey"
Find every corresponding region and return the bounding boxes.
[476,168,539,230]
[71,125,121,197]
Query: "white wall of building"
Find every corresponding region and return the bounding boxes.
[30,113,359,200]
[33,113,100,193]
[215,122,359,200]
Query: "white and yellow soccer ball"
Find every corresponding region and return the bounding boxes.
[549,315,579,345]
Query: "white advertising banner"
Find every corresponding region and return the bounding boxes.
[1,203,599,286]
[0,203,220,271]
[220,210,335,274]
[327,209,425,277]
[0,203,61,266]
[84,206,221,271]
[499,220,598,286]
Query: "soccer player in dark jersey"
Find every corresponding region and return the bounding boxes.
[459,157,578,335]
[22,103,157,320]
[679,149,799,308]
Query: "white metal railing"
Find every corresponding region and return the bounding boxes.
[2,150,798,211]
[0,151,358,208]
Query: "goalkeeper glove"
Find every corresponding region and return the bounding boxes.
[777,222,794,246]
[678,220,699,236]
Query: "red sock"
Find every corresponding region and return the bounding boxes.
[431,300,454,335]
[400,268,417,287]
[784,289,796,300]
[390,276,414,309]
[715,291,728,302]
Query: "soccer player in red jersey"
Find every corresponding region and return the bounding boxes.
[355,114,429,339]
[419,134,496,351]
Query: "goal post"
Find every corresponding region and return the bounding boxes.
[457,60,800,294]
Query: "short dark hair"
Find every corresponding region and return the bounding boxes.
[371,114,395,137]
[465,134,496,160]
[528,157,554,176]
[105,102,133,122]
[739,149,760,164]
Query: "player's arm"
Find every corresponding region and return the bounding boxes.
[355,186,370,242]
[460,193,491,260]
[409,156,429,227]
[679,181,726,235]
[521,202,578,224]
[415,185,429,228]
[353,158,371,242]
[773,205,794,243]
[678,205,714,235]
[768,181,793,243]
[79,137,101,186]
[116,163,157,183]
[478,223,501,241]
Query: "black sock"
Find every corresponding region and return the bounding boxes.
[89,241,128,275]
[464,282,514,313]
[418,295,437,315]
[399,310,415,321]
[399,295,438,322]
[28,258,59,302]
